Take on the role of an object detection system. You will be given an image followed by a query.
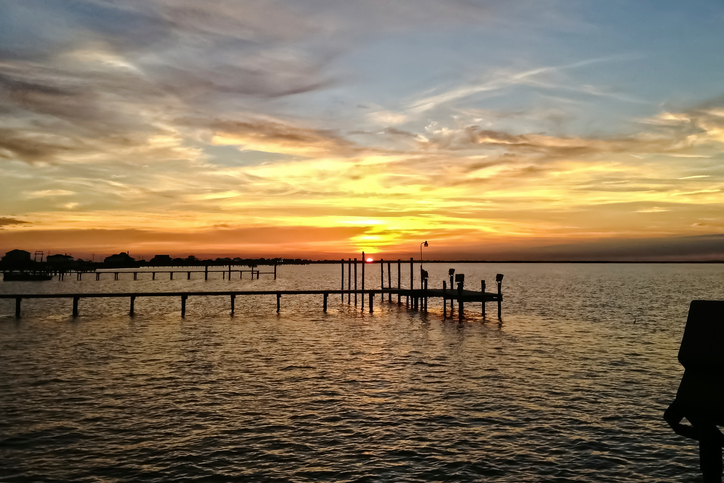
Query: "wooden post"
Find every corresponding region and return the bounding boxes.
[133,272,137,281]
[230,295,235,316]
[130,296,135,316]
[205,266,208,280]
[380,259,384,291]
[457,281,464,321]
[387,261,392,302]
[442,281,447,317]
[114,272,119,281]
[410,257,414,291]
[347,258,351,304]
[323,293,328,312]
[15,297,21,318]
[222,271,225,280]
[361,251,365,311]
[354,258,358,306]
[424,278,428,312]
[152,272,155,280]
[274,264,277,280]
[228,265,231,280]
[73,296,79,317]
[170,272,174,280]
[256,269,260,280]
[181,295,187,317]
[497,275,503,319]
[187,271,191,280]
[341,259,345,302]
[481,280,486,317]
[276,293,281,313]
[240,270,243,279]
[369,292,373,313]
[96,273,100,281]
[397,259,401,304]
[77,272,81,281]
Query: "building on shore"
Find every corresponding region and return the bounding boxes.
[104,252,136,267]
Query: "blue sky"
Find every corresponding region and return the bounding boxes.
[1,1,723,259]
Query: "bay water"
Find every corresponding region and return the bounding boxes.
[1,263,723,481]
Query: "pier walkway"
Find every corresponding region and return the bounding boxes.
[2,254,504,320]
[2,285,502,321]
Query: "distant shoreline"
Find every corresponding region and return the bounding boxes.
[310,259,724,264]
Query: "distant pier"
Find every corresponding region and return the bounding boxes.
[3,265,277,281]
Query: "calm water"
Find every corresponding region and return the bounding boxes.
[1,263,723,482]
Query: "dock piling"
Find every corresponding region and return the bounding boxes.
[397,259,401,304]
[496,274,503,319]
[481,280,486,317]
[424,279,428,312]
[133,272,137,281]
[276,293,281,313]
[323,292,328,312]
[15,297,21,318]
[387,261,392,302]
[369,292,373,313]
[96,273,100,281]
[130,296,135,316]
[354,258,358,306]
[230,294,235,315]
[341,259,344,302]
[347,259,351,304]
[380,259,384,291]
[457,282,464,321]
[361,251,365,311]
[73,296,79,317]
[181,295,187,317]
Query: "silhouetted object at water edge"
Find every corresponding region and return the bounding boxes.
[665,300,724,483]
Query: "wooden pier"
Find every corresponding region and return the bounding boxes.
[19,266,277,281]
[2,255,504,321]
[2,285,501,320]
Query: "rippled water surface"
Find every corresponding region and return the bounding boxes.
[1,263,723,481]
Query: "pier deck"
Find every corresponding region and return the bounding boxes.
[1,287,501,320]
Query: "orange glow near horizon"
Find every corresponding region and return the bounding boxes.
[1,3,723,261]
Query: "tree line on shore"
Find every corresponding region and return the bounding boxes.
[0,249,310,271]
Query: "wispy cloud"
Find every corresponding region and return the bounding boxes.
[406,55,641,114]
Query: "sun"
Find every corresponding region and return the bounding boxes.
[366,257,374,263]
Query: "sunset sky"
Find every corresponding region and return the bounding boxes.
[1,1,723,260]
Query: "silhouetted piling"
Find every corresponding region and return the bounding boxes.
[354,258,358,306]
[361,251,365,311]
[481,280,486,317]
